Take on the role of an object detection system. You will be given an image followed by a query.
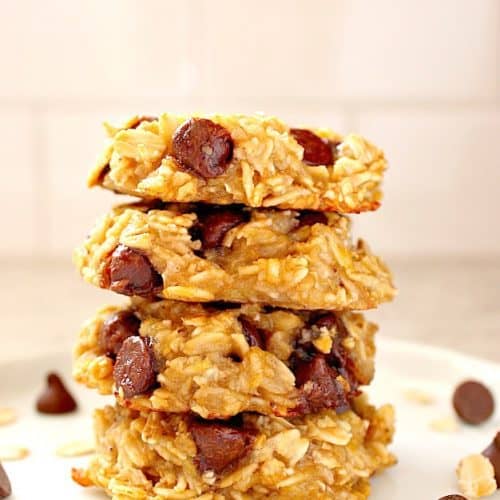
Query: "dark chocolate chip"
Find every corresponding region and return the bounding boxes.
[0,462,12,498]
[190,419,255,474]
[239,316,267,350]
[297,211,328,228]
[195,207,248,250]
[172,118,233,178]
[36,373,78,414]
[99,310,141,357]
[453,380,494,425]
[438,496,467,500]
[294,355,349,414]
[114,336,157,399]
[482,431,500,487]
[296,313,358,392]
[290,128,333,166]
[310,312,339,331]
[104,244,163,297]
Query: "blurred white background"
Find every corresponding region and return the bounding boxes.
[0,0,498,360]
[0,0,498,260]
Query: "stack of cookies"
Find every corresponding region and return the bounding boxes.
[71,113,397,499]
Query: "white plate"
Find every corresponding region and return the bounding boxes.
[1,338,499,499]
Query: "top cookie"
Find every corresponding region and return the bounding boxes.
[88,113,386,213]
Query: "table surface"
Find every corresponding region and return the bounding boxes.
[1,256,499,364]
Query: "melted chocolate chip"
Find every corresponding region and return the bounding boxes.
[114,336,157,399]
[99,310,141,357]
[36,373,78,414]
[438,496,467,500]
[297,211,328,227]
[293,355,349,414]
[172,118,233,178]
[103,245,163,297]
[293,313,359,396]
[310,312,339,331]
[0,462,11,498]
[239,316,267,350]
[195,206,248,250]
[453,380,494,425]
[290,128,333,166]
[482,432,500,487]
[190,419,255,474]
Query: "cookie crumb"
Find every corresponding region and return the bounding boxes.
[0,445,30,462]
[56,439,95,458]
[403,388,435,405]
[457,453,496,497]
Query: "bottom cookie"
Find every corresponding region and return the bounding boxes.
[73,394,395,499]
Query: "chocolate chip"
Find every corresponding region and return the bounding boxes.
[297,211,328,227]
[294,355,349,414]
[296,313,359,392]
[36,373,78,414]
[290,128,333,166]
[104,245,163,297]
[310,312,339,331]
[438,496,467,500]
[172,118,233,178]
[482,431,500,487]
[190,419,255,474]
[239,316,267,350]
[114,336,157,399]
[99,311,141,357]
[453,380,494,425]
[0,462,11,498]
[195,207,248,250]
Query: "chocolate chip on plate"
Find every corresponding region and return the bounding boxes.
[172,118,233,178]
[114,336,157,399]
[99,310,141,357]
[482,431,500,487]
[0,461,11,498]
[36,373,78,414]
[297,211,328,228]
[104,244,163,297]
[438,495,467,500]
[452,380,494,425]
[239,316,267,350]
[190,419,255,474]
[290,128,333,166]
[294,355,349,414]
[196,207,248,250]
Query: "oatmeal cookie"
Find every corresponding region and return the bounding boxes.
[88,113,386,213]
[72,396,395,499]
[73,299,377,418]
[74,203,395,310]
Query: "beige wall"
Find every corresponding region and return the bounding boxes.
[0,0,499,260]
